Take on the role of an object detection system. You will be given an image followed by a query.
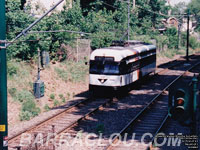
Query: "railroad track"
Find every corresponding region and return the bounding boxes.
[105,61,200,150]
[155,53,199,75]
[8,97,115,149]
[8,54,200,150]
[42,56,200,150]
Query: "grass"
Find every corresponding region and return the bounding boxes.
[158,47,199,59]
[7,60,33,90]
[55,60,89,83]
[7,60,41,121]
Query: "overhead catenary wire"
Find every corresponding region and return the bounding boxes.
[117,0,169,17]
[4,0,193,46]
[28,30,91,35]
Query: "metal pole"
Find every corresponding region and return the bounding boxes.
[52,125,55,150]
[186,11,190,61]
[192,75,198,134]
[37,48,40,80]
[177,23,181,49]
[76,38,78,62]
[127,0,130,42]
[0,0,8,149]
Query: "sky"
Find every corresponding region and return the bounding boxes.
[170,0,191,6]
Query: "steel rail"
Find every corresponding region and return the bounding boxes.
[9,54,200,148]
[105,61,200,150]
[9,97,116,149]
[147,114,169,150]
[29,97,117,149]
[8,97,92,142]
[52,97,117,135]
[147,76,198,150]
[155,54,199,75]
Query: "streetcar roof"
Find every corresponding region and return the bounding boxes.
[90,44,156,61]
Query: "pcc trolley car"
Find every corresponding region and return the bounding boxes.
[89,41,156,91]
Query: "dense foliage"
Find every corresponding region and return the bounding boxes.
[187,0,200,32]
[6,0,199,60]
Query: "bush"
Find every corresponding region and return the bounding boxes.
[19,99,41,121]
[22,99,41,116]
[62,97,66,103]
[7,61,18,76]
[189,36,199,50]
[164,27,178,49]
[53,100,59,107]
[59,94,64,99]
[50,93,55,100]
[44,104,50,112]
[8,88,17,98]
[16,90,34,103]
[19,111,32,121]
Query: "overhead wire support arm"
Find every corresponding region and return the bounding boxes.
[6,0,65,47]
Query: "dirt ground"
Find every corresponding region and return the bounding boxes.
[8,61,88,129]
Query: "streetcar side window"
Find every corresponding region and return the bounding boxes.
[139,48,156,68]
[119,59,140,75]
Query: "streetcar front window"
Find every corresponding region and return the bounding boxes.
[90,61,119,75]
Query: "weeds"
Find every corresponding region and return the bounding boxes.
[50,93,55,100]
[59,94,64,99]
[7,61,18,77]
[53,100,59,107]
[19,99,41,121]
[44,104,50,112]
[55,60,88,83]
[8,88,17,98]
[54,67,68,81]
[67,92,70,100]
[15,90,34,103]
[62,97,66,103]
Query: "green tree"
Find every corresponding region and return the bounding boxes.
[171,2,187,15]
[187,0,200,32]
[164,27,178,49]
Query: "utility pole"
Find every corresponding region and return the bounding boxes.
[127,0,130,42]
[186,11,190,61]
[132,0,135,11]
[177,23,181,49]
[0,0,8,149]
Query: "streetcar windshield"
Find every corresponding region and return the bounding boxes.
[90,60,119,75]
